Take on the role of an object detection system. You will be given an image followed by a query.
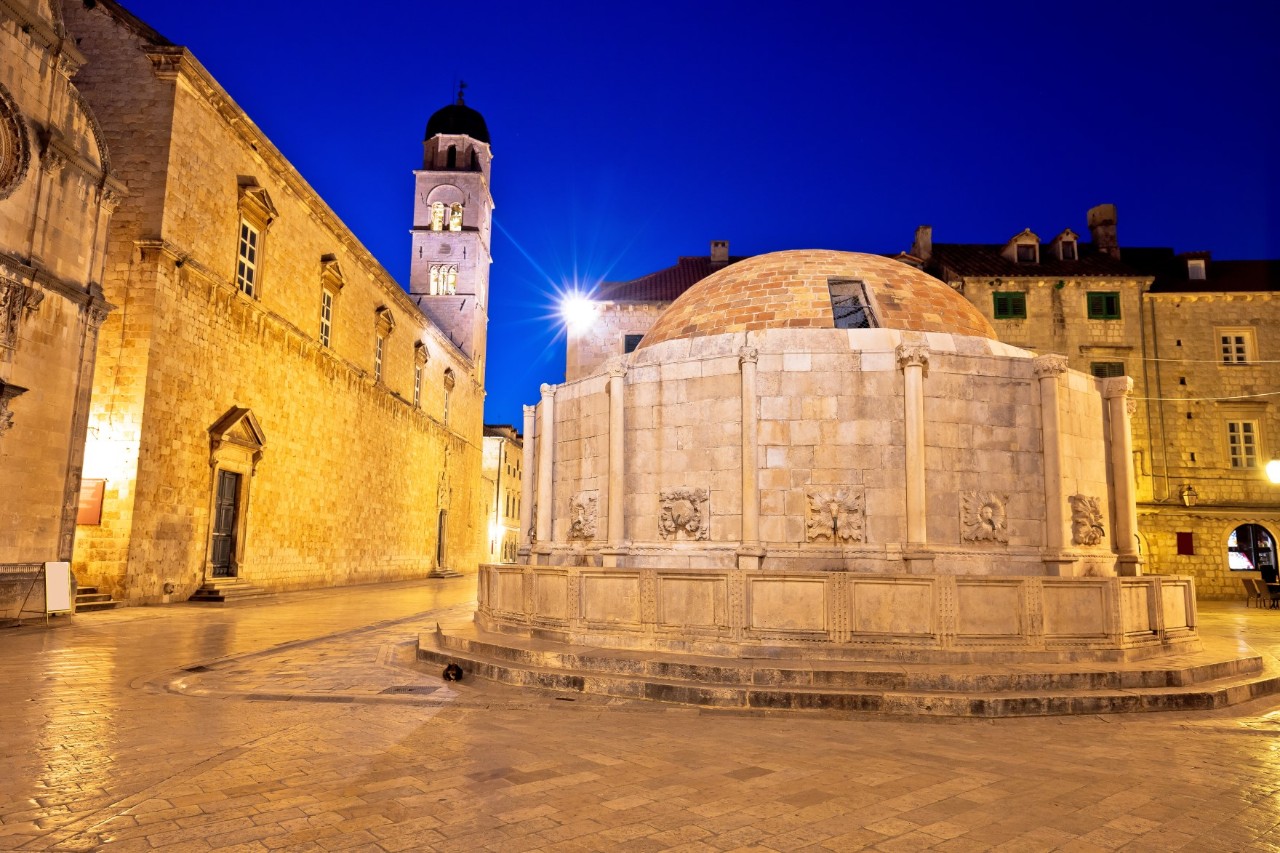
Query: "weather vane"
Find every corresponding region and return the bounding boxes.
[456,79,467,105]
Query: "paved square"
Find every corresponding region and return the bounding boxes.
[3,578,1279,851]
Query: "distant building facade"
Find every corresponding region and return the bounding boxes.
[0,0,118,620]
[565,209,1279,598]
[482,425,522,563]
[63,0,491,603]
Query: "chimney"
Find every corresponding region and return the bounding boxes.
[911,225,932,262]
[710,240,729,266]
[1086,204,1119,259]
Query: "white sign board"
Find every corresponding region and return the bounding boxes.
[44,562,72,614]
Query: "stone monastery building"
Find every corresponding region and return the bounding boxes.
[1,0,496,614]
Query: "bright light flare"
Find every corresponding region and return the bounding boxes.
[559,292,599,336]
[1266,459,1280,485]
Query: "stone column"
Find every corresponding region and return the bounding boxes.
[601,360,629,567]
[737,346,764,570]
[1103,376,1142,576]
[516,404,537,564]
[1033,355,1076,577]
[897,342,931,572]
[534,383,556,565]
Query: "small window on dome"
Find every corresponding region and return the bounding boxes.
[828,279,877,330]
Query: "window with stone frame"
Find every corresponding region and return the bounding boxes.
[234,179,277,298]
[429,263,458,295]
[373,306,395,384]
[623,333,644,353]
[1016,243,1038,263]
[1227,420,1259,468]
[992,292,1026,319]
[1218,327,1256,364]
[319,256,344,348]
[1086,292,1121,319]
[443,368,456,424]
[235,220,259,296]
[1060,240,1078,261]
[413,343,428,407]
[1090,361,1126,378]
[827,279,877,329]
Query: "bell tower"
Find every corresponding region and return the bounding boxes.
[410,85,493,374]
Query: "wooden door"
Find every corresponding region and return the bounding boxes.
[211,470,241,577]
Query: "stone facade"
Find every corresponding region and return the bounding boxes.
[0,0,116,621]
[915,210,1280,598]
[63,0,488,603]
[481,425,522,563]
[566,301,664,382]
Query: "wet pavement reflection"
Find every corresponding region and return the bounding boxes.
[2,579,1279,851]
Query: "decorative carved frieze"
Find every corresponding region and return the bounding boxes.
[658,487,709,541]
[0,81,31,201]
[568,490,599,541]
[1068,494,1106,546]
[1,275,44,350]
[804,487,864,544]
[960,491,1010,543]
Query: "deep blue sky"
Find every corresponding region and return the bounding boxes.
[112,0,1278,427]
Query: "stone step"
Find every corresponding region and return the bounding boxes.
[418,624,1280,717]
[75,592,113,604]
[188,578,269,604]
[75,599,120,613]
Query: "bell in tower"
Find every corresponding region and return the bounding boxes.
[410,83,493,371]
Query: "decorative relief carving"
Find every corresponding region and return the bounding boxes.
[1031,353,1069,378]
[738,346,758,366]
[1126,398,1138,417]
[960,491,1009,544]
[804,487,864,544]
[1100,375,1134,399]
[0,381,28,437]
[0,82,31,201]
[1068,494,1106,546]
[568,490,599,541]
[658,487,709,541]
[895,342,930,375]
[1,275,43,350]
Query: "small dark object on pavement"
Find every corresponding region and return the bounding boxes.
[442,663,463,682]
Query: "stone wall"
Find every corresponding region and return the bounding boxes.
[565,302,665,381]
[540,328,1120,574]
[1,0,114,618]
[66,1,485,602]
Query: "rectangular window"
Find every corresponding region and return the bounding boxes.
[828,279,875,329]
[413,361,422,407]
[374,335,384,382]
[236,220,259,296]
[1090,362,1125,378]
[623,334,644,353]
[1016,243,1037,263]
[1188,258,1206,280]
[1060,241,1077,261]
[1227,421,1258,468]
[1086,292,1121,319]
[1176,532,1195,556]
[1218,328,1255,364]
[992,292,1027,319]
[319,289,333,347]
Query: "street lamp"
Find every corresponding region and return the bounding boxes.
[1178,484,1198,507]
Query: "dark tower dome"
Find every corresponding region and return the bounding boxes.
[425,85,490,143]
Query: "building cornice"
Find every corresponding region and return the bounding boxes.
[140,47,474,368]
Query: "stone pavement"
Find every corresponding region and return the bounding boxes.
[3,578,1280,852]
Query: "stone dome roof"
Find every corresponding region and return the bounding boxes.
[425,103,490,144]
[636,250,996,349]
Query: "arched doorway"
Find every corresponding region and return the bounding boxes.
[1228,523,1276,573]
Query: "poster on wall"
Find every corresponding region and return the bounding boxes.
[77,478,104,525]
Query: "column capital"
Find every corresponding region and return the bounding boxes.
[738,346,759,366]
[539,382,558,399]
[1101,375,1134,399]
[522,404,537,419]
[895,343,930,372]
[1032,353,1069,378]
[606,358,628,379]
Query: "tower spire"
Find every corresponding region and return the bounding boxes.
[456,79,467,106]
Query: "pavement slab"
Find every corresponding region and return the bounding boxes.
[3,579,1280,851]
